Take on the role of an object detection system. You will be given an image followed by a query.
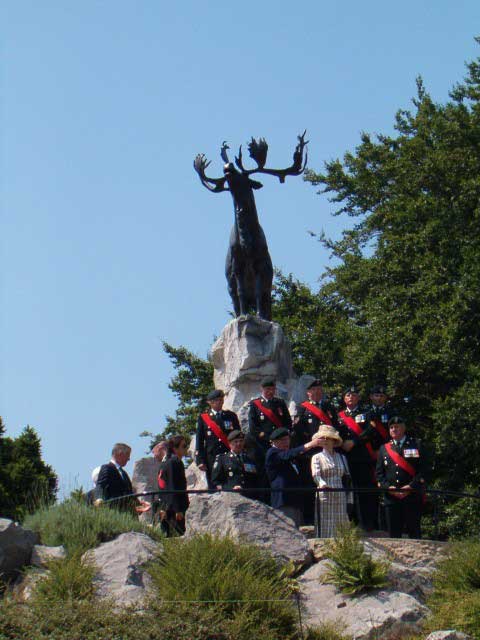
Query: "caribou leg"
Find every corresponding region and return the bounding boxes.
[227,276,241,317]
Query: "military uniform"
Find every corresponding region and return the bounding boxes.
[339,405,382,530]
[366,402,396,446]
[195,409,240,487]
[376,435,425,538]
[294,400,349,445]
[247,396,292,453]
[211,450,259,498]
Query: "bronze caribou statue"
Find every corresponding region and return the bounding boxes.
[193,132,308,321]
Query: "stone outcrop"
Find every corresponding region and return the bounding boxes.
[425,633,473,640]
[31,544,65,568]
[0,518,39,580]
[298,559,429,639]
[83,532,161,607]
[211,316,302,424]
[186,491,311,566]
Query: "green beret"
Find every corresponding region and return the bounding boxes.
[270,427,289,440]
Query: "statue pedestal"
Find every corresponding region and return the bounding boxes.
[211,316,313,427]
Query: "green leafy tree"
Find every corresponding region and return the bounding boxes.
[0,420,57,521]
[142,342,214,446]
[305,46,480,491]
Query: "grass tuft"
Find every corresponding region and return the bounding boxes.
[322,523,389,595]
[23,499,163,556]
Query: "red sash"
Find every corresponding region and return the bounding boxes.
[372,418,388,441]
[201,413,231,450]
[252,399,283,428]
[301,402,332,425]
[384,443,416,477]
[384,443,423,501]
[157,469,166,490]
[339,411,377,462]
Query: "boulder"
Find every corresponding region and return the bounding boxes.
[185,461,209,491]
[211,317,296,424]
[31,544,66,568]
[186,492,311,565]
[11,567,48,601]
[132,456,161,497]
[83,532,161,607]
[0,518,38,579]
[298,560,429,639]
[425,632,473,640]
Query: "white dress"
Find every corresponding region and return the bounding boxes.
[311,450,350,538]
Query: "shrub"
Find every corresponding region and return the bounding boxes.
[23,499,163,556]
[322,523,389,595]
[148,533,300,638]
[31,554,96,604]
[433,539,480,595]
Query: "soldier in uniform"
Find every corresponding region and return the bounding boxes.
[339,386,382,531]
[293,378,347,524]
[247,378,292,503]
[294,379,349,444]
[211,430,259,499]
[247,378,292,455]
[195,389,240,489]
[376,416,426,538]
[367,385,395,446]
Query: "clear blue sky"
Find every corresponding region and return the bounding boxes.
[2,1,478,494]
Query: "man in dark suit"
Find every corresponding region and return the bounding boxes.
[95,443,135,511]
[376,416,426,538]
[265,427,322,527]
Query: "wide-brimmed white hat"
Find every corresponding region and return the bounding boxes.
[314,424,343,445]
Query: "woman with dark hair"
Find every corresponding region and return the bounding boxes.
[157,435,190,536]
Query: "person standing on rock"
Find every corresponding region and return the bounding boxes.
[339,386,381,531]
[247,378,292,455]
[376,416,426,538]
[311,425,352,537]
[157,435,190,536]
[95,443,150,513]
[293,379,348,524]
[265,427,322,527]
[195,389,240,489]
[211,430,260,499]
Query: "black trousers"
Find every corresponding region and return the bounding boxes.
[349,461,378,531]
[384,494,422,538]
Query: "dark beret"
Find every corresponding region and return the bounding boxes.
[344,385,360,395]
[388,415,406,426]
[307,379,323,389]
[371,385,387,394]
[207,389,225,401]
[270,427,290,441]
[227,429,245,442]
[261,378,276,388]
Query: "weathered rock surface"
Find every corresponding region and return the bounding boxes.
[0,518,39,579]
[83,532,161,607]
[132,456,161,497]
[186,492,311,565]
[211,317,296,423]
[185,461,209,490]
[31,544,66,568]
[298,560,429,639]
[425,632,473,640]
[12,567,48,601]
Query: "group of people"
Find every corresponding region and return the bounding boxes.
[194,378,427,539]
[93,377,427,539]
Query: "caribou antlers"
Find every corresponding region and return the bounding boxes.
[193,153,228,192]
[235,131,308,182]
[193,131,308,190]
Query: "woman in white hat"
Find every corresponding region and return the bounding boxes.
[311,424,352,537]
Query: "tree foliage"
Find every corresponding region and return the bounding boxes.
[0,418,57,521]
[159,48,480,525]
[303,48,480,493]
